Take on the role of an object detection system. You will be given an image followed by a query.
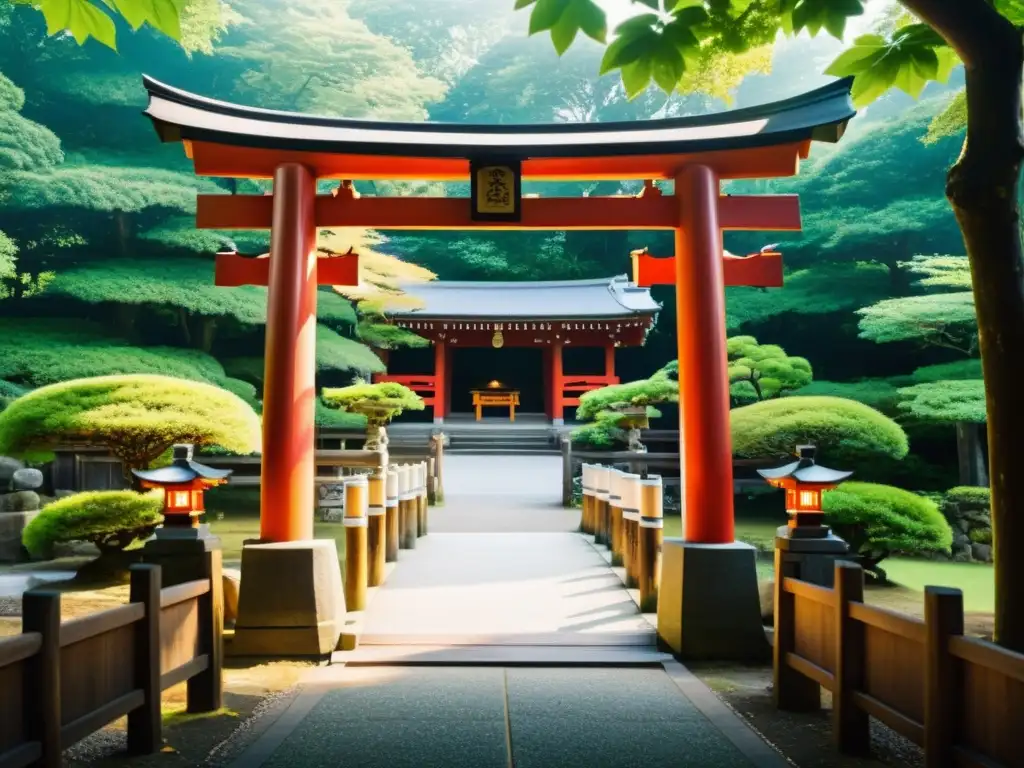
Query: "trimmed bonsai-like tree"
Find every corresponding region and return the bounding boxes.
[572,374,677,451]
[321,380,424,450]
[22,490,164,559]
[726,336,813,405]
[0,374,262,476]
[731,396,909,466]
[823,481,953,582]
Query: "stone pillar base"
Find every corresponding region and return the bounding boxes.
[775,525,850,588]
[230,540,345,658]
[657,539,770,661]
[143,524,221,587]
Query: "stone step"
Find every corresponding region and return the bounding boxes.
[359,631,657,647]
[332,644,671,666]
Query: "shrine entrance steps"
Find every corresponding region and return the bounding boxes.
[390,414,563,455]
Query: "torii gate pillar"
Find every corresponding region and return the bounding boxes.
[657,165,770,661]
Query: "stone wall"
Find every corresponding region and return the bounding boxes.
[0,458,44,562]
[939,486,992,563]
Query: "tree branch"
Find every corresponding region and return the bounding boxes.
[898,0,1018,66]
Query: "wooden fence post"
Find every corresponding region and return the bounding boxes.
[637,474,662,613]
[561,437,573,508]
[367,468,387,586]
[344,476,369,611]
[773,549,820,711]
[188,551,223,713]
[427,456,436,505]
[924,586,964,767]
[127,564,162,752]
[833,561,869,755]
[417,462,428,537]
[22,589,62,768]
[432,434,445,505]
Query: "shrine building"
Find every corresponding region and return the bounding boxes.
[375,275,660,425]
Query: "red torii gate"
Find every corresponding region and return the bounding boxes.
[142,76,855,657]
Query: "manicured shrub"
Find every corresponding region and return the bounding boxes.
[0,374,261,472]
[322,381,423,448]
[22,490,164,557]
[823,481,952,581]
[944,485,991,507]
[731,396,909,465]
[575,377,677,422]
[570,407,662,449]
[315,398,367,429]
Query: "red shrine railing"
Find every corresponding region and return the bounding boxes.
[561,375,620,407]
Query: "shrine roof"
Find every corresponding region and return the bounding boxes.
[141,76,855,180]
[388,275,659,321]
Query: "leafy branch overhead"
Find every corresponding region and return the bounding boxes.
[516,0,961,104]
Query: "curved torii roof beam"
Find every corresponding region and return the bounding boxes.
[141,75,855,181]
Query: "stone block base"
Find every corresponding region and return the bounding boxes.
[0,510,39,563]
[230,540,345,658]
[657,539,770,662]
[143,524,221,587]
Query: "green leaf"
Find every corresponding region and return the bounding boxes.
[908,47,939,81]
[665,0,705,10]
[934,48,960,82]
[575,0,607,43]
[599,31,653,74]
[849,53,901,107]
[825,35,886,76]
[37,0,117,48]
[110,0,184,39]
[550,9,579,54]
[621,57,653,98]
[892,59,928,99]
[632,0,661,8]
[613,12,660,35]
[651,39,685,92]
[514,0,538,8]
[529,0,570,34]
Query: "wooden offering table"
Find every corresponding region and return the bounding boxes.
[472,390,520,422]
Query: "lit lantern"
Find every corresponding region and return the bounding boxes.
[132,444,232,528]
[756,445,851,532]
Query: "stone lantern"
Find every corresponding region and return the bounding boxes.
[758,444,851,587]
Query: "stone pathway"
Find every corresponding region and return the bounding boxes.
[226,455,786,767]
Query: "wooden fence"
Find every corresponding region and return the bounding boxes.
[0,553,223,768]
[775,556,1024,766]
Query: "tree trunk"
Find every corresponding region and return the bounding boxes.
[198,317,217,354]
[955,421,989,487]
[903,0,1024,650]
[114,211,131,258]
[178,308,192,346]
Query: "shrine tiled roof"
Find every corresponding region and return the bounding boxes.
[388,275,660,321]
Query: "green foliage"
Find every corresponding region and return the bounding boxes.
[321,380,424,424]
[857,292,977,353]
[944,485,991,508]
[727,335,812,403]
[0,373,261,468]
[575,376,677,422]
[910,359,982,383]
[22,489,164,557]
[907,254,971,289]
[570,410,627,449]
[0,72,63,172]
[898,379,986,424]
[0,319,236,388]
[731,396,909,465]
[221,357,265,387]
[356,321,430,350]
[823,481,952,576]
[315,397,367,429]
[793,379,902,415]
[925,90,967,145]
[316,325,386,375]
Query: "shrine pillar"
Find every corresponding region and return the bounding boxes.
[656,164,769,662]
[433,340,447,424]
[550,341,564,425]
[260,163,318,543]
[233,162,346,659]
[604,345,616,381]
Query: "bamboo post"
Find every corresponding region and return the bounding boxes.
[343,475,369,610]
[608,468,624,567]
[638,474,663,612]
[367,468,387,586]
[427,456,436,505]
[416,462,427,537]
[421,461,430,535]
[924,586,965,766]
[620,472,641,588]
[22,589,62,768]
[399,465,418,549]
[580,463,594,535]
[833,561,868,755]
[432,433,445,504]
[127,564,161,753]
[594,465,610,547]
[561,436,573,507]
[385,465,399,563]
[773,549,820,710]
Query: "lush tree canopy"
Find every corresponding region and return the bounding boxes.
[727,335,812,403]
[898,379,986,424]
[22,489,164,557]
[0,374,261,468]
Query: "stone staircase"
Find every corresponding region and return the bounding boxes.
[445,424,558,455]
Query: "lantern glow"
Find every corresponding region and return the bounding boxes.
[757,445,852,533]
[132,444,232,528]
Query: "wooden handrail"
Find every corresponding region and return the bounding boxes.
[0,632,42,666]
[160,579,210,609]
[60,603,145,648]
[848,602,926,644]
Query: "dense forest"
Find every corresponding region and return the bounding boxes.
[0,0,976,487]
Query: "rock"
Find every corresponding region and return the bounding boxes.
[0,491,40,513]
[958,519,972,533]
[971,543,992,563]
[11,468,43,491]
[223,568,241,625]
[758,579,774,622]
[0,509,39,562]
[953,549,974,563]
[0,456,24,489]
